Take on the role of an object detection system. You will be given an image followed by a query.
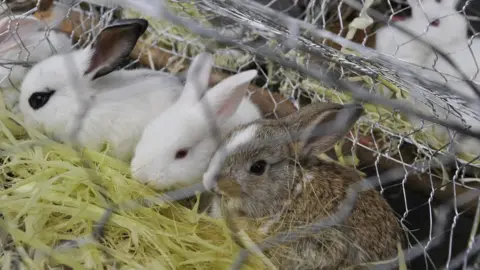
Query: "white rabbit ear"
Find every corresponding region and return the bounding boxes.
[202,70,257,123]
[83,18,148,80]
[0,16,43,54]
[178,52,214,104]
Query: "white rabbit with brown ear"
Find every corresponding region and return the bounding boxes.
[0,14,72,113]
[375,0,437,67]
[418,0,480,99]
[202,102,403,269]
[19,18,185,161]
[403,0,480,156]
[131,52,262,191]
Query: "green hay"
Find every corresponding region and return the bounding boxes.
[0,107,267,269]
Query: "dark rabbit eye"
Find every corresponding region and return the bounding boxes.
[28,89,56,110]
[175,149,189,159]
[249,160,267,175]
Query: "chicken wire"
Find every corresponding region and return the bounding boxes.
[0,0,480,269]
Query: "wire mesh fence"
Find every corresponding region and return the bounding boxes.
[1,0,480,269]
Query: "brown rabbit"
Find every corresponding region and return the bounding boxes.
[202,102,403,269]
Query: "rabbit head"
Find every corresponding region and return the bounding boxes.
[203,102,364,218]
[130,52,258,190]
[18,18,148,135]
[408,0,467,47]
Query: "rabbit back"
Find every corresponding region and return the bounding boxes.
[269,162,401,269]
[375,19,431,66]
[74,74,183,161]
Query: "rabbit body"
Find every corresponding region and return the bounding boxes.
[375,0,480,156]
[131,52,262,190]
[203,102,402,269]
[19,19,185,161]
[376,0,467,65]
[375,17,433,67]
[408,0,480,155]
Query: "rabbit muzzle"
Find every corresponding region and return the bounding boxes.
[215,177,242,198]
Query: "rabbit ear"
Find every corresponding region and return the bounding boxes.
[201,70,257,123]
[0,16,43,54]
[83,18,148,80]
[178,52,214,105]
[293,103,364,157]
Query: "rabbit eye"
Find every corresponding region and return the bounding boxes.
[249,160,267,175]
[28,89,55,110]
[175,149,189,159]
[430,19,440,27]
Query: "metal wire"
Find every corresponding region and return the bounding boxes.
[1,0,480,269]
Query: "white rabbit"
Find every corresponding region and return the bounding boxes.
[418,0,480,99]
[131,52,262,190]
[0,14,72,113]
[19,18,185,161]
[375,0,436,67]
[408,0,480,156]
[375,0,468,66]
[374,0,480,156]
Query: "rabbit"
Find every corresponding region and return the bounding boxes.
[0,14,72,113]
[402,0,480,156]
[374,0,458,67]
[19,18,185,162]
[417,0,480,97]
[130,52,262,191]
[202,102,403,270]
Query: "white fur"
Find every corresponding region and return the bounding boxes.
[375,0,430,66]
[375,0,480,155]
[406,0,480,155]
[224,123,259,152]
[203,124,259,190]
[0,15,72,112]
[375,0,467,66]
[19,27,184,161]
[131,52,262,190]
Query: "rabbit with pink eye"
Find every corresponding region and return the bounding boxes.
[130,52,262,190]
[401,0,480,156]
[417,0,480,96]
[375,0,458,67]
[19,19,185,162]
[0,15,72,113]
[203,102,403,269]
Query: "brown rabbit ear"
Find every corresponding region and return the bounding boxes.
[84,18,148,80]
[296,103,364,158]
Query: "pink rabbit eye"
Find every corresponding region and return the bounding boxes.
[430,19,440,27]
[175,149,189,159]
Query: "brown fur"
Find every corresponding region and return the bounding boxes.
[210,102,403,270]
